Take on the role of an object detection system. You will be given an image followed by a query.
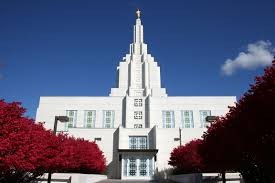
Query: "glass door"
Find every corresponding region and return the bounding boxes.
[139,158,147,176]
[129,158,137,176]
[123,156,154,178]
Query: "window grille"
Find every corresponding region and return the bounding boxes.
[134,99,143,107]
[129,136,147,149]
[134,111,142,119]
[103,110,114,128]
[66,110,77,129]
[181,110,194,128]
[162,111,175,128]
[84,110,96,128]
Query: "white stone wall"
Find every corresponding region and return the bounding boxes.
[124,96,147,128]
[149,96,236,128]
[118,127,152,149]
[36,96,124,130]
[155,128,181,171]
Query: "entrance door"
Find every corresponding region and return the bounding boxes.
[139,159,147,176]
[128,158,137,176]
[123,156,154,179]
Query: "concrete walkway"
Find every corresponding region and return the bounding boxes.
[96,179,176,183]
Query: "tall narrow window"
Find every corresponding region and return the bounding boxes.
[84,110,96,128]
[181,110,194,128]
[162,111,175,128]
[200,110,211,128]
[129,136,147,149]
[66,110,77,128]
[103,110,114,128]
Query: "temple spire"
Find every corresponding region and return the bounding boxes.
[133,9,143,44]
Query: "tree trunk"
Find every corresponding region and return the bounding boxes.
[222,171,226,183]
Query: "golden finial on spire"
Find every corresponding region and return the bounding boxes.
[136,9,141,19]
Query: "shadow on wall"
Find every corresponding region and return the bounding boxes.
[122,97,126,128]
[106,127,120,179]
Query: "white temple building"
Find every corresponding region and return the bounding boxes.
[36,10,236,180]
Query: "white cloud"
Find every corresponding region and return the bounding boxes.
[221,40,274,75]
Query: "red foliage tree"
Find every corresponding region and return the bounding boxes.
[55,136,106,174]
[0,100,106,183]
[169,139,204,174]
[169,60,275,182]
[201,60,275,182]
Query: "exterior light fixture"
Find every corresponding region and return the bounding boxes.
[174,128,182,146]
[48,116,69,183]
[206,116,218,123]
[53,116,69,135]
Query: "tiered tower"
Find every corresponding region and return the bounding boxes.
[109,10,167,128]
[110,10,167,98]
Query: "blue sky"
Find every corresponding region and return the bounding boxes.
[0,0,275,118]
